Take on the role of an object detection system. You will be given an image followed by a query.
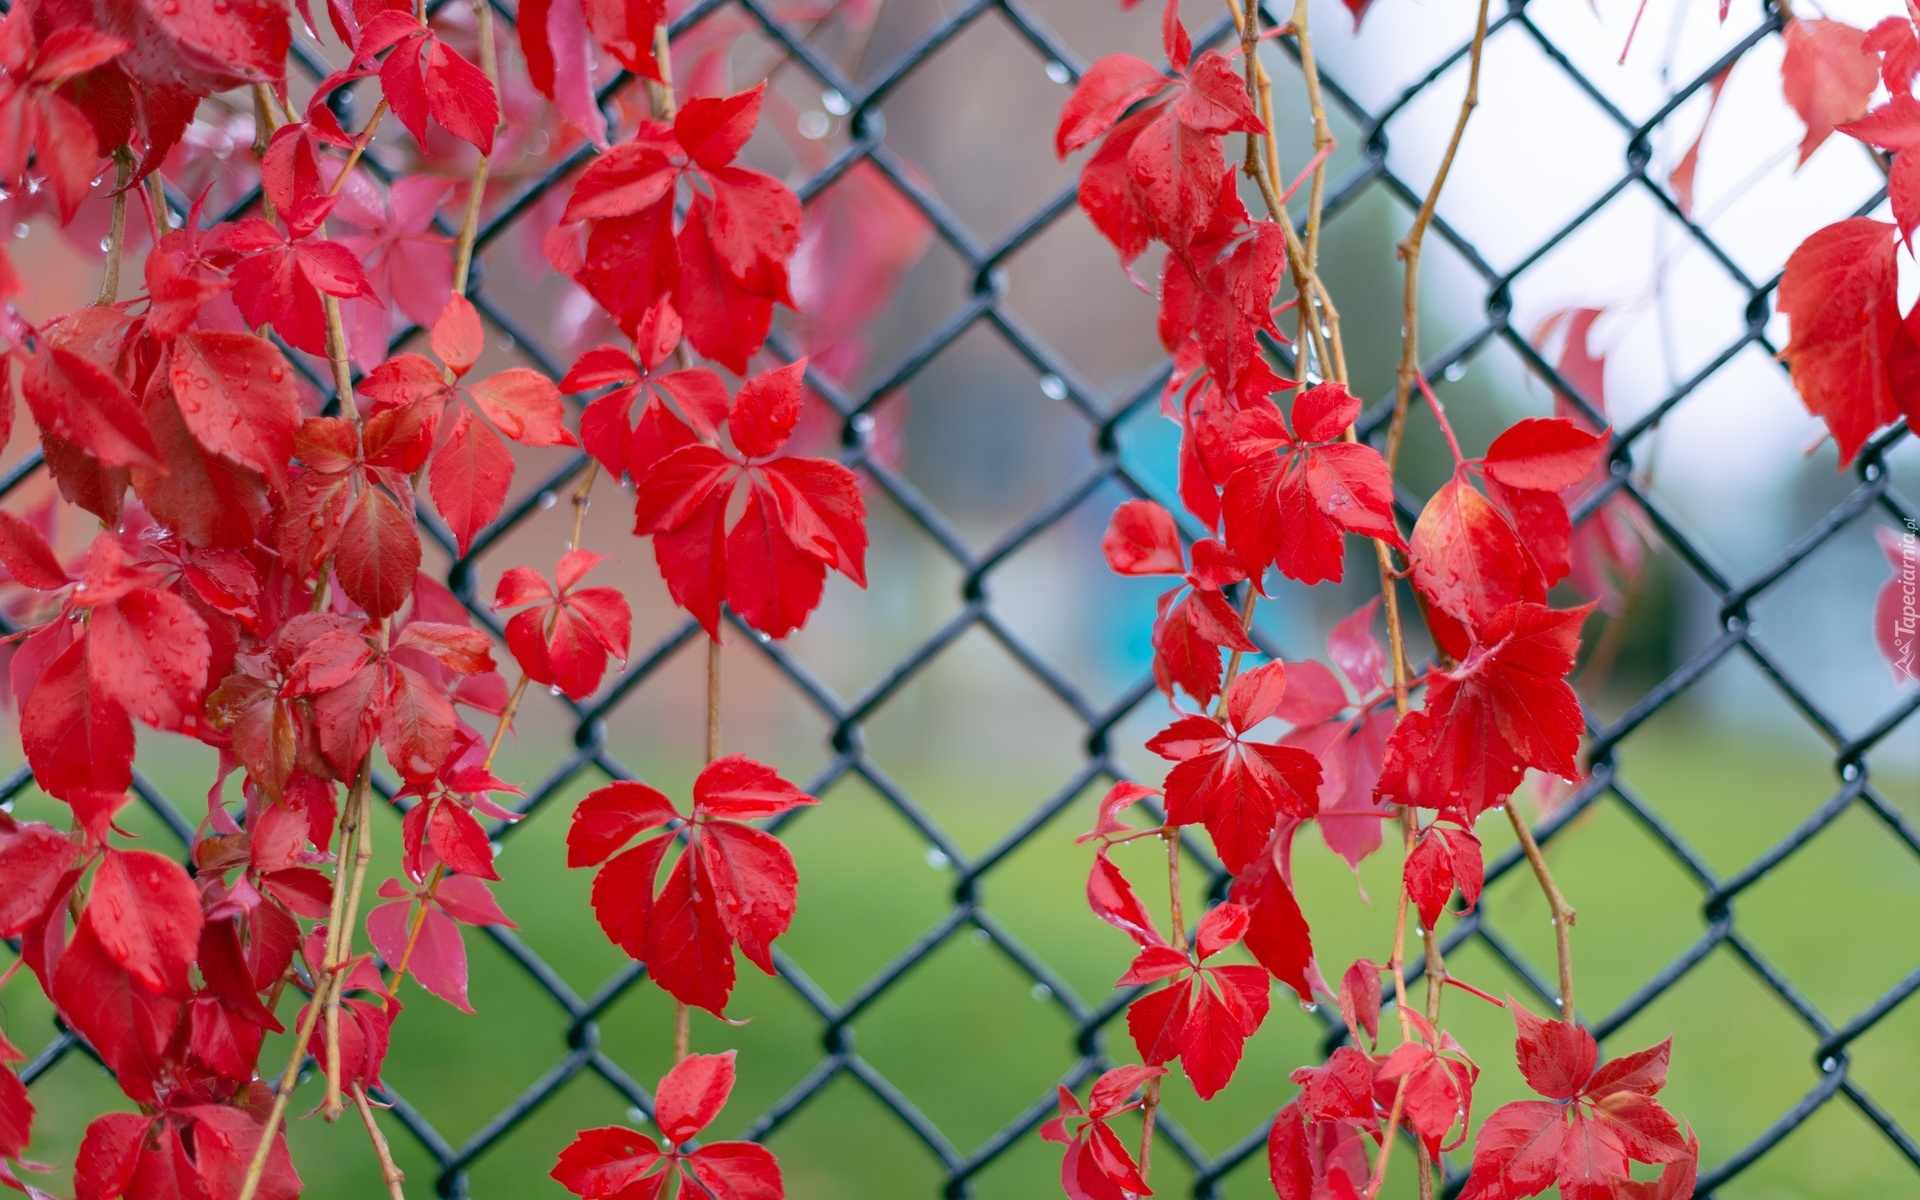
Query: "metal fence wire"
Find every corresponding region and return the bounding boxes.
[7,0,1920,1196]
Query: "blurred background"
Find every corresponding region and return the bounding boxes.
[4,0,1920,1195]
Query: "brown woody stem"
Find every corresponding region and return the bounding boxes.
[235,750,373,1200]
[1364,1071,1412,1199]
[569,461,600,551]
[326,99,391,199]
[1385,0,1492,475]
[97,148,132,306]
[1137,829,1190,1178]
[353,1083,409,1200]
[324,758,378,1121]
[1507,803,1577,1020]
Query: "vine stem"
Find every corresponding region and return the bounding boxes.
[234,753,373,1200]
[1213,4,1443,1190]
[353,1082,409,1200]
[1135,827,1189,1178]
[326,99,391,199]
[1508,804,1577,1020]
[677,633,722,1063]
[96,148,131,306]
[325,759,379,1120]
[1384,0,1492,476]
[569,461,600,551]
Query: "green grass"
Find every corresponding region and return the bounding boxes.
[4,721,1917,1198]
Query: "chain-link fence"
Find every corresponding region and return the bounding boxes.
[6,0,1920,1196]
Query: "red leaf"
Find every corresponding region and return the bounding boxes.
[431,296,485,376]
[1457,1100,1566,1200]
[22,635,134,804]
[675,85,763,171]
[21,339,157,471]
[1835,94,1920,245]
[89,848,203,996]
[1402,824,1483,930]
[51,917,183,1105]
[675,196,777,375]
[1481,418,1609,492]
[380,664,454,783]
[467,370,575,448]
[424,38,497,154]
[1783,18,1878,164]
[1146,691,1321,873]
[640,847,734,1016]
[430,410,514,556]
[0,1065,29,1162]
[567,781,679,867]
[1409,476,1546,635]
[188,1105,301,1200]
[74,1112,148,1200]
[335,483,421,619]
[0,822,79,938]
[426,801,498,881]
[728,361,805,459]
[588,836,672,960]
[1511,999,1598,1101]
[697,821,800,975]
[84,585,211,732]
[692,755,817,819]
[549,1127,666,1200]
[1378,603,1590,819]
[166,332,301,491]
[366,897,471,1012]
[0,511,68,591]
[1339,959,1382,1047]
[654,1050,735,1143]
[1087,848,1164,948]
[1227,832,1314,1001]
[1056,55,1167,157]
[723,488,826,639]
[518,0,608,146]
[1778,217,1902,467]
[1102,499,1184,575]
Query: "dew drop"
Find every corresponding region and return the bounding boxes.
[1045,61,1071,85]
[538,490,559,509]
[971,928,990,946]
[1039,374,1068,401]
[851,413,876,435]
[11,224,26,239]
[1031,983,1052,1002]
[627,1107,649,1125]
[1300,1001,1318,1013]
[99,236,112,252]
[269,365,286,382]
[924,846,949,869]
[1443,361,1467,382]
[1821,1056,1837,1072]
[797,111,831,140]
[821,89,850,116]
[549,684,565,696]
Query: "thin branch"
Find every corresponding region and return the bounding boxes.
[96,148,132,306]
[1385,0,1493,475]
[570,461,600,550]
[1507,803,1577,1020]
[352,1084,409,1200]
[1137,828,1190,1178]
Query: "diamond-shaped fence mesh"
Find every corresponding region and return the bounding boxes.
[4,0,1920,1196]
